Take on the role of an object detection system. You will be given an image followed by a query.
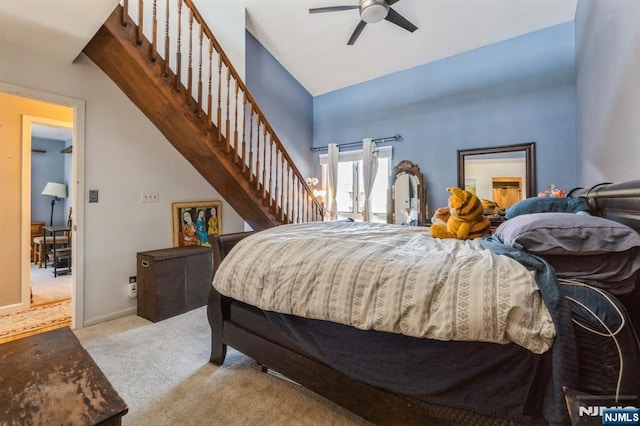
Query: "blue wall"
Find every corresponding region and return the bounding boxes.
[246,23,577,211]
[245,31,315,179]
[313,23,577,210]
[31,137,67,226]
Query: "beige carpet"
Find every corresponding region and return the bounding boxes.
[30,264,72,305]
[0,299,72,344]
[75,307,371,426]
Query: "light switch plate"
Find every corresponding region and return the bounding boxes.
[89,190,98,203]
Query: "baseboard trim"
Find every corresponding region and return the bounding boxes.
[83,306,137,327]
[0,303,23,315]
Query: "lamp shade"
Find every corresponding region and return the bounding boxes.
[41,182,67,199]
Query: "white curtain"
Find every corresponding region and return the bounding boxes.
[362,138,379,222]
[326,143,339,220]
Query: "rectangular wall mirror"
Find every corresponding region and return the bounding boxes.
[457,143,536,209]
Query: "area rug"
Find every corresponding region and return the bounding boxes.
[0,299,71,344]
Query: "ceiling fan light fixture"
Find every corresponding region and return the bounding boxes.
[360,0,389,23]
[309,0,416,45]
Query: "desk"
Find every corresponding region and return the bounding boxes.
[0,327,128,425]
[43,225,72,277]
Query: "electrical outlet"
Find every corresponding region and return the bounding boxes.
[129,276,136,283]
[141,191,159,203]
[128,282,137,298]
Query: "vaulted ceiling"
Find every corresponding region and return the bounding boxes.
[244,0,577,95]
[1,0,577,97]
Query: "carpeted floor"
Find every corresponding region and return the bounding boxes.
[75,307,371,426]
[0,299,72,344]
[30,264,72,305]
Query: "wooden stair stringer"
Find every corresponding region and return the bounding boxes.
[83,6,279,231]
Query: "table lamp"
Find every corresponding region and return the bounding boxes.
[41,182,67,226]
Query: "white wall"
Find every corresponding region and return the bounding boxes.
[576,0,640,183]
[195,0,246,80]
[0,0,247,325]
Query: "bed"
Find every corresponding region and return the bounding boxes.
[207,180,640,425]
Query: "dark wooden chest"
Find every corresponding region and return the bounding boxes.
[137,246,213,322]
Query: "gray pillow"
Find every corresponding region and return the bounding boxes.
[495,213,640,294]
[495,212,640,255]
[544,251,640,295]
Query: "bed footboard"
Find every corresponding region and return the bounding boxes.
[207,231,254,365]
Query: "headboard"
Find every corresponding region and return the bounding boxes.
[570,180,640,234]
[570,180,640,333]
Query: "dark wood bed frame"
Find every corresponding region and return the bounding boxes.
[207,180,640,425]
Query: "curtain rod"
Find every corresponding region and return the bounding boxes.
[311,134,402,152]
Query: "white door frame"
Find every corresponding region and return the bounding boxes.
[2,82,86,329]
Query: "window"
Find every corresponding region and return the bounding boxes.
[320,146,392,222]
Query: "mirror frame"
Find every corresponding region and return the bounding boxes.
[457,142,536,201]
[387,160,426,226]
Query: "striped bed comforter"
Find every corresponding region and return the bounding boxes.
[212,220,556,354]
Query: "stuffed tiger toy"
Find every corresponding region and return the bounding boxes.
[431,187,491,240]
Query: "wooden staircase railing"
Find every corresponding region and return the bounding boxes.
[88,0,323,229]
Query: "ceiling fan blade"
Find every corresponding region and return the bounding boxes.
[347,20,367,45]
[385,7,418,32]
[387,0,401,4]
[309,5,359,14]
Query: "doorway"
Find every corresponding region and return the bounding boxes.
[0,83,86,330]
[28,120,73,307]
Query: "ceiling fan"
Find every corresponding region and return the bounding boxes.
[309,0,418,45]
